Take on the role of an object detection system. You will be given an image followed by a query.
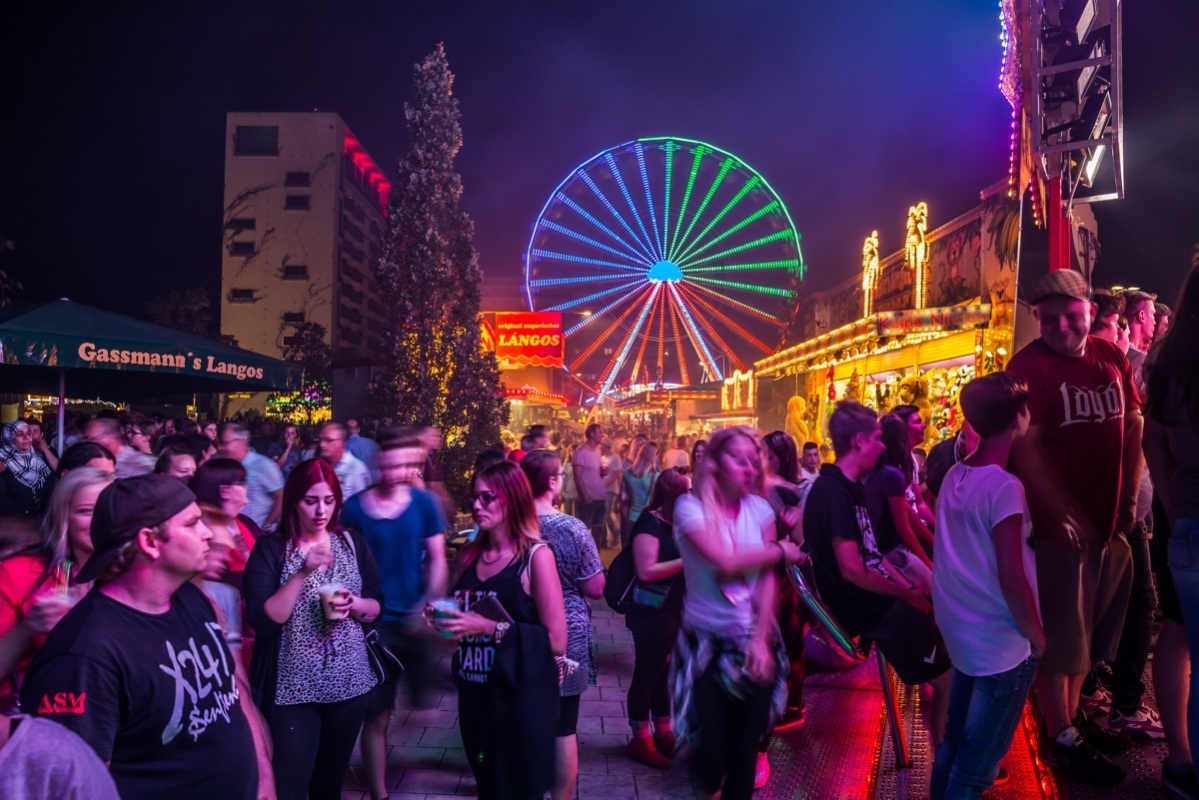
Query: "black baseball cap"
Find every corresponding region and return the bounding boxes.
[75,475,198,583]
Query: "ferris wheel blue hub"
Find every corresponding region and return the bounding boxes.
[648,260,683,283]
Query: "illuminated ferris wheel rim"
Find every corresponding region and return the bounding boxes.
[523,136,806,310]
[524,135,805,395]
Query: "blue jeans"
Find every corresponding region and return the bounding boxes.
[1168,517,1199,767]
[930,655,1039,800]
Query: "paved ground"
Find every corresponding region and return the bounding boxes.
[341,604,706,799]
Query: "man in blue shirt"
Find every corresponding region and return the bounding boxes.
[346,419,381,483]
[340,432,448,800]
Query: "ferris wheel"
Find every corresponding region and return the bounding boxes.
[524,136,805,397]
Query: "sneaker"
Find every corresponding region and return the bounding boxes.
[754,752,771,789]
[1163,761,1199,799]
[653,729,677,759]
[1079,684,1113,717]
[1048,740,1126,786]
[627,736,672,769]
[1109,705,1166,740]
[774,705,806,731]
[1073,710,1133,754]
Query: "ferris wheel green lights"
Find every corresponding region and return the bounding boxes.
[525,136,806,396]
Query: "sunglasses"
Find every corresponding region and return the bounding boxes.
[471,491,500,507]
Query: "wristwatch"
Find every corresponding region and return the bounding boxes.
[493,621,511,643]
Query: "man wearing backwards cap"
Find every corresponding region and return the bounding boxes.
[20,475,266,800]
[1006,269,1142,786]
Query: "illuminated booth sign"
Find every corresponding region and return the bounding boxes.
[495,312,564,367]
[875,304,992,336]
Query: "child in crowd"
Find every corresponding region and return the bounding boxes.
[930,373,1046,798]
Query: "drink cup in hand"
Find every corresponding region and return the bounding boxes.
[429,596,461,639]
[319,583,350,620]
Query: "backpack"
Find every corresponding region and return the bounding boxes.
[603,545,639,614]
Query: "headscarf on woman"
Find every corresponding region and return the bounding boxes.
[0,422,52,494]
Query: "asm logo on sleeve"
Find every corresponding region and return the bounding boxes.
[38,692,87,714]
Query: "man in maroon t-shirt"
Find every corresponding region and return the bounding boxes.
[1007,269,1142,782]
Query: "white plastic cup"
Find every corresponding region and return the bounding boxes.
[319,582,349,620]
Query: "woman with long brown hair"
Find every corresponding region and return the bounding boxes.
[624,466,690,768]
[672,426,801,799]
[244,459,382,800]
[431,460,567,800]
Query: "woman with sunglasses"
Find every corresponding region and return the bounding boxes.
[520,450,604,800]
[672,426,801,800]
[244,459,382,800]
[430,461,567,800]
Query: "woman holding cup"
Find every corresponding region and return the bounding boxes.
[429,460,567,800]
[0,466,113,712]
[244,458,382,800]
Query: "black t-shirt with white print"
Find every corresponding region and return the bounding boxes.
[20,582,256,800]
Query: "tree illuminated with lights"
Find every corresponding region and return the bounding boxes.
[370,43,506,506]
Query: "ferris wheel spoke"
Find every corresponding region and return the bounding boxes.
[675,198,780,266]
[551,280,645,316]
[660,141,679,266]
[677,229,796,270]
[685,281,790,327]
[668,156,736,264]
[603,153,660,261]
[681,290,747,372]
[677,283,776,355]
[578,170,658,263]
[529,272,645,289]
[665,293,691,386]
[668,144,710,261]
[667,283,723,382]
[687,274,795,300]
[569,284,656,372]
[672,176,761,265]
[633,143,664,259]
[531,242,649,274]
[681,258,801,275]
[629,288,664,390]
[656,283,668,380]
[534,221,652,268]
[597,284,662,398]
[555,194,655,265]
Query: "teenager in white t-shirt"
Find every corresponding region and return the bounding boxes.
[930,373,1045,799]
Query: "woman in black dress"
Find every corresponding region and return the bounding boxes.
[430,461,567,800]
[624,467,690,767]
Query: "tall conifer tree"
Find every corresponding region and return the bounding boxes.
[370,43,506,506]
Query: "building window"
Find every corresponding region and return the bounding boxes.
[343,241,364,263]
[341,262,364,283]
[285,195,310,211]
[226,217,255,231]
[368,319,386,334]
[343,285,363,304]
[229,241,255,256]
[342,218,364,242]
[282,264,309,280]
[282,335,301,347]
[282,311,305,324]
[368,299,386,316]
[229,289,256,302]
[344,198,366,223]
[285,171,311,187]
[341,305,363,324]
[233,125,279,156]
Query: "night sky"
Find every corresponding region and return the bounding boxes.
[4,1,1198,323]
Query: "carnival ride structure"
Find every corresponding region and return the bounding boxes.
[524,137,805,399]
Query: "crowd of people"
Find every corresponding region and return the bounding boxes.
[0,254,1198,799]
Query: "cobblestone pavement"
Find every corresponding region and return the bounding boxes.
[342,604,707,799]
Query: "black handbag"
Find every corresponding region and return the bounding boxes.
[363,627,404,683]
[340,532,404,682]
